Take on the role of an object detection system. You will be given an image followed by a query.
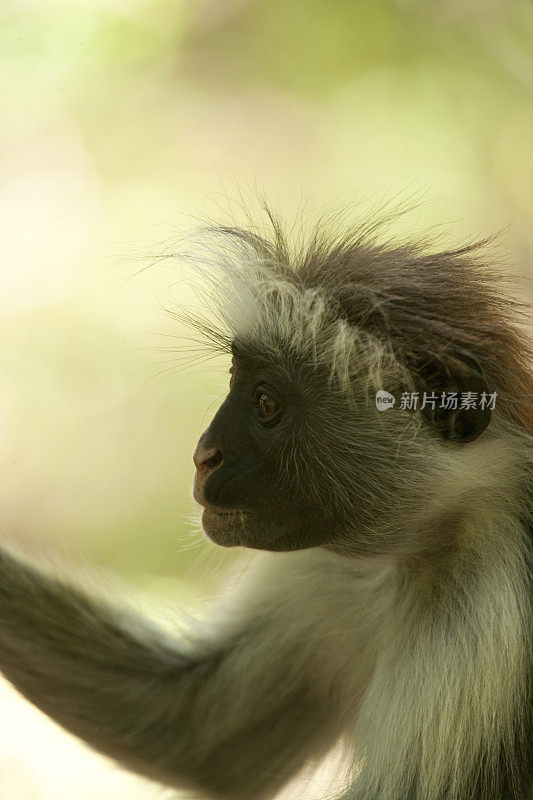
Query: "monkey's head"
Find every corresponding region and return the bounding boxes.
[188,218,533,555]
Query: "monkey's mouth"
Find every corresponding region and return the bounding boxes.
[202,505,251,519]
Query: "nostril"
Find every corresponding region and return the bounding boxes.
[204,449,223,470]
[194,444,224,472]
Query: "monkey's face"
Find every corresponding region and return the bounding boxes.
[193,352,333,550]
[192,345,407,552]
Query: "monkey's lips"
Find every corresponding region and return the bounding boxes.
[202,504,251,522]
[201,502,245,515]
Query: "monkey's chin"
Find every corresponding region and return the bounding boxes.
[201,508,251,548]
[201,507,331,552]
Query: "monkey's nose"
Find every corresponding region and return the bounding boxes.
[193,444,224,477]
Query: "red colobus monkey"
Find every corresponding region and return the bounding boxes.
[0,213,532,800]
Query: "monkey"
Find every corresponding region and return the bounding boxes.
[0,209,532,800]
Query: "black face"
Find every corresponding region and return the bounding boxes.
[193,351,336,551]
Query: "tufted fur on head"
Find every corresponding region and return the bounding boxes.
[173,205,533,436]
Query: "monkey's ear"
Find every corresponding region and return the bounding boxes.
[421,348,492,444]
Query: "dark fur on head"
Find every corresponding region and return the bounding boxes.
[180,205,533,435]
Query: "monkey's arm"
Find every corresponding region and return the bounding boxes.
[0,548,337,800]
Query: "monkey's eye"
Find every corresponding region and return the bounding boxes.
[258,393,277,418]
[253,385,282,425]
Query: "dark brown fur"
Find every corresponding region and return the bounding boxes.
[202,211,533,434]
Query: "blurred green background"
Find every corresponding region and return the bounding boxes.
[1,0,533,796]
